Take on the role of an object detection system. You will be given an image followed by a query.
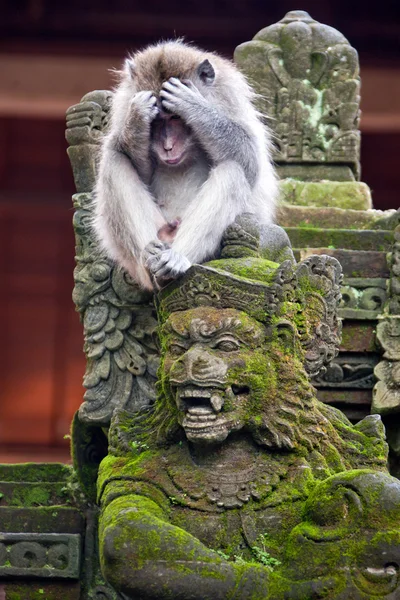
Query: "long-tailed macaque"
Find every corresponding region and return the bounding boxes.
[94,41,278,289]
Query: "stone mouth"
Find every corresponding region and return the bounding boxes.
[176,385,225,420]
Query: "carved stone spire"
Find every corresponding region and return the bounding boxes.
[235,10,361,184]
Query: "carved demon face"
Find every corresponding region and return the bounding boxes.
[161,306,305,447]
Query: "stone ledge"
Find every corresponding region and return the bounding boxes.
[279,179,372,210]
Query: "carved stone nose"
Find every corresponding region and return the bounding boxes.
[184,347,227,381]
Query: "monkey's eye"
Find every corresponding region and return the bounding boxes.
[169,343,187,357]
[213,339,239,352]
[170,115,180,121]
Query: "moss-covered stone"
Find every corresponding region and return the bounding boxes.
[277,205,400,231]
[285,226,393,252]
[279,180,372,210]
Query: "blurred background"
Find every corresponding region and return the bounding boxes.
[0,0,399,462]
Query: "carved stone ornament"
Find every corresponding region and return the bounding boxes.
[0,533,81,579]
[158,253,343,378]
[67,93,160,427]
[373,226,400,416]
[313,353,379,389]
[235,10,361,181]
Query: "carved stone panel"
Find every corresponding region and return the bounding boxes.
[339,277,387,320]
[313,353,379,389]
[0,533,81,579]
[235,10,361,181]
[66,93,159,427]
[373,226,400,416]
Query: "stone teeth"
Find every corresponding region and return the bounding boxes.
[210,394,224,413]
[188,406,214,416]
[180,389,212,398]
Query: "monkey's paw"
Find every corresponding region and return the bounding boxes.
[144,241,191,283]
[160,78,206,119]
[130,91,159,123]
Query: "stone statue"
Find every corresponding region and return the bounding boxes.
[235,10,373,211]
[96,244,400,599]
[235,10,360,182]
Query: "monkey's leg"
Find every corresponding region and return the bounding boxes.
[172,160,251,265]
[94,148,166,289]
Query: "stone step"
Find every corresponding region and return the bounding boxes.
[277,204,399,231]
[0,463,74,507]
[279,179,372,210]
[0,463,71,483]
[295,248,390,278]
[0,481,71,507]
[286,227,393,252]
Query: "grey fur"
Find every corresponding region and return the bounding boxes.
[93,41,278,290]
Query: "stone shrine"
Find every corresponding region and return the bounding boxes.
[0,10,399,600]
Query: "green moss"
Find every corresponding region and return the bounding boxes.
[5,485,57,508]
[205,257,279,285]
[279,180,372,210]
[0,463,71,483]
[285,226,393,252]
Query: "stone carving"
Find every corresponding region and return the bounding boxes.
[96,250,400,599]
[0,533,81,579]
[313,353,379,389]
[339,278,387,320]
[67,94,159,427]
[235,10,361,182]
[373,225,400,416]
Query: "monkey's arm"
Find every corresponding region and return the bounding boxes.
[94,146,166,287]
[99,493,270,599]
[115,90,158,183]
[160,78,259,186]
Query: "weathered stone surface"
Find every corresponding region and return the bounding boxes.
[373,360,400,415]
[340,321,378,353]
[299,248,390,278]
[277,204,400,230]
[235,10,361,180]
[286,227,393,252]
[279,179,372,209]
[317,389,372,406]
[0,507,84,534]
[0,582,81,600]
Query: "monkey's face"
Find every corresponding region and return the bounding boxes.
[151,112,196,167]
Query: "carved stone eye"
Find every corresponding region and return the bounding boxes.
[215,340,239,352]
[169,344,186,357]
[91,263,111,282]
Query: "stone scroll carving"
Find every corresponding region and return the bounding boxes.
[0,533,81,579]
[235,10,361,182]
[66,92,159,426]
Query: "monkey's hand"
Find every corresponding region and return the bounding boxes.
[128,91,159,126]
[160,78,207,120]
[144,240,191,287]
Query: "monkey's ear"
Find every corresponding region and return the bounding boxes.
[197,59,215,84]
[124,57,136,80]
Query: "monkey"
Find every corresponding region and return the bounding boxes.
[93,40,278,290]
